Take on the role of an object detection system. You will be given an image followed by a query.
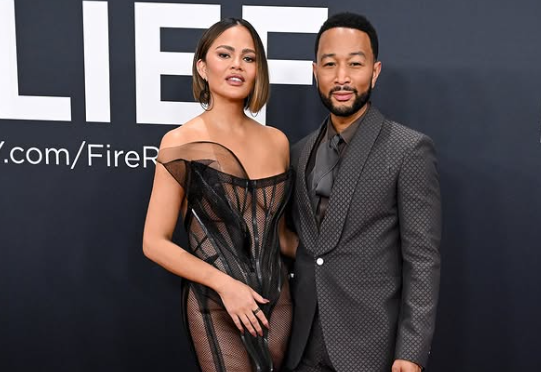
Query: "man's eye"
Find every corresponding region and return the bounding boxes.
[324,62,335,67]
[351,62,363,67]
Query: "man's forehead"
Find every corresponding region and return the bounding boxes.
[320,27,369,39]
[318,29,371,55]
[319,51,368,59]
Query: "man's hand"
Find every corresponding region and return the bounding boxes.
[392,359,422,372]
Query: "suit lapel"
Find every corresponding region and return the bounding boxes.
[295,120,326,253]
[316,107,384,255]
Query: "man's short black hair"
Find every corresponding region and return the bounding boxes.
[314,12,379,60]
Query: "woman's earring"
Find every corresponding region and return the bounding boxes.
[199,78,212,111]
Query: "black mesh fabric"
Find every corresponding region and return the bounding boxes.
[158,141,293,372]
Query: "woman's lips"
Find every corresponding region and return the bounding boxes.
[226,76,244,86]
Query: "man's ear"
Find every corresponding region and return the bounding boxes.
[196,59,207,81]
[312,62,318,86]
[371,61,382,88]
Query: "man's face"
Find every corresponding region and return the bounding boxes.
[314,27,381,118]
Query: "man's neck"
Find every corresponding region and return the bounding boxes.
[330,103,369,134]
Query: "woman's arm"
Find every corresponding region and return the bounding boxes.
[263,125,299,258]
[278,217,298,258]
[142,131,269,337]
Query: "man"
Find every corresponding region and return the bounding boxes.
[285,12,441,372]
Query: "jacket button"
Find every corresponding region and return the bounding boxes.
[316,258,324,266]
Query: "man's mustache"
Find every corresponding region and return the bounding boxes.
[329,86,357,94]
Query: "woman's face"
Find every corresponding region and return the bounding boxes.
[198,25,257,104]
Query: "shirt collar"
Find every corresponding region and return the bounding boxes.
[326,103,371,144]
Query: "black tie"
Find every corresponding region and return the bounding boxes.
[312,133,343,202]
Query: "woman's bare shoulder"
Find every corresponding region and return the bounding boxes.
[160,117,206,149]
[259,123,289,150]
[248,121,290,165]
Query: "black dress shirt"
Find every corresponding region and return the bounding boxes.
[306,109,368,228]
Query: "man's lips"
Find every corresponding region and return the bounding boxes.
[332,92,354,102]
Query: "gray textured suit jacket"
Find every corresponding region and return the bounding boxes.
[286,106,441,371]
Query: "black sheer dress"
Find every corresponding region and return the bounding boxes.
[158,142,293,372]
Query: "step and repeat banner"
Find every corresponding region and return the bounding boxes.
[1,0,540,370]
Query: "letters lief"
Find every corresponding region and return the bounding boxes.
[0,1,327,125]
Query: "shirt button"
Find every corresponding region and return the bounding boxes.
[316,258,324,266]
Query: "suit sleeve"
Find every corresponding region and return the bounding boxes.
[394,134,442,368]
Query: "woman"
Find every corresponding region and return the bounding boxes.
[143,18,297,372]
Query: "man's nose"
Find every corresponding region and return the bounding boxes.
[335,65,351,85]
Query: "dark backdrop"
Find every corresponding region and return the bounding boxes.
[1,0,540,371]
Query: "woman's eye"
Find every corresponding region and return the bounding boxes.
[218,53,230,58]
[244,56,256,63]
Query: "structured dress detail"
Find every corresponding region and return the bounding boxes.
[158,142,293,372]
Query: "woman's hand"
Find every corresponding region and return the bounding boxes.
[215,276,270,337]
[392,360,422,372]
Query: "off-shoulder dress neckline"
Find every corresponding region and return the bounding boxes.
[160,140,291,182]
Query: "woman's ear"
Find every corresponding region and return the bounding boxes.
[196,59,207,81]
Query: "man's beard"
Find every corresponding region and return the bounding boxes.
[318,83,372,117]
